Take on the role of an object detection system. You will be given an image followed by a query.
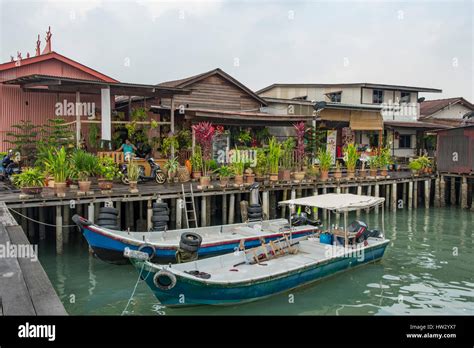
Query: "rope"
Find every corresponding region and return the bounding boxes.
[8,208,77,228]
[122,261,147,316]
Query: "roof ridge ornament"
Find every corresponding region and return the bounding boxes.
[41,26,52,55]
[35,34,41,56]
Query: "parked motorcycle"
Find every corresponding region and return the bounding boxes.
[0,151,21,182]
[120,157,166,185]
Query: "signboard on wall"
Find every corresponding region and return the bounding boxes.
[326,130,337,164]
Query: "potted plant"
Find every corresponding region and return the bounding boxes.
[368,156,378,177]
[343,143,359,180]
[161,134,179,158]
[317,148,332,181]
[280,138,294,181]
[71,149,98,194]
[190,146,203,180]
[254,148,268,182]
[268,137,281,182]
[409,159,422,176]
[378,147,392,177]
[12,168,45,195]
[164,156,179,183]
[192,122,215,187]
[127,158,140,192]
[245,167,255,184]
[292,122,306,181]
[333,161,342,180]
[44,147,71,197]
[418,155,432,174]
[215,165,233,187]
[98,157,121,191]
[232,160,245,185]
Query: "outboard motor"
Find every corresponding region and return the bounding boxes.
[348,220,383,243]
[290,212,321,227]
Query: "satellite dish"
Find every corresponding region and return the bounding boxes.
[417,97,425,103]
[313,101,327,112]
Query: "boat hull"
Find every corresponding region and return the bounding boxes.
[80,223,316,264]
[137,241,389,306]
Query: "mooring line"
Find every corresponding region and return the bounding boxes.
[8,208,77,228]
[122,262,147,316]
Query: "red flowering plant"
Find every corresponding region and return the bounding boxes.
[216,125,225,134]
[192,121,215,176]
[293,121,306,171]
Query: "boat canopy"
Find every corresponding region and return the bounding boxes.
[279,193,385,212]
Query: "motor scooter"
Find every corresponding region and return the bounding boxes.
[120,157,166,185]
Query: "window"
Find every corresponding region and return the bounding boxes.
[327,92,342,103]
[399,134,412,148]
[372,89,384,104]
[400,91,411,103]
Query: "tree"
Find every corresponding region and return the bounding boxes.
[40,118,75,150]
[5,120,39,166]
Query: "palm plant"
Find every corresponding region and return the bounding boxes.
[127,158,140,182]
[343,143,359,172]
[190,146,203,172]
[268,137,281,174]
[44,147,71,183]
[164,156,179,175]
[215,165,234,178]
[71,149,98,181]
[232,160,245,176]
[317,149,332,172]
[281,138,295,170]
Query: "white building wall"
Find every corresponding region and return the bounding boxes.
[428,103,472,119]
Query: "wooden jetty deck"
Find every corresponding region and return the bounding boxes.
[0,202,67,315]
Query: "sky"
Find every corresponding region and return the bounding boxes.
[0,0,472,100]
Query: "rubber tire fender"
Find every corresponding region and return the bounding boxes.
[99,207,119,215]
[138,243,156,259]
[153,270,177,291]
[179,240,199,252]
[180,232,203,247]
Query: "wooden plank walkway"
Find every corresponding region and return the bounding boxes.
[0,202,67,315]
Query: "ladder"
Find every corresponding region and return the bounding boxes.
[181,184,198,229]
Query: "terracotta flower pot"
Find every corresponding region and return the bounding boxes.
[333,170,342,179]
[234,174,244,185]
[54,182,67,197]
[380,169,388,177]
[346,169,355,179]
[199,176,211,187]
[269,173,279,182]
[359,169,367,178]
[255,175,265,182]
[98,179,113,191]
[282,169,291,181]
[369,169,378,177]
[320,170,329,181]
[21,187,43,195]
[192,171,202,180]
[129,181,138,192]
[78,180,91,193]
[220,177,229,187]
[245,174,255,185]
[293,171,305,181]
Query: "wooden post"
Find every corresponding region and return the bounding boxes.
[322,187,327,221]
[450,176,456,206]
[391,182,397,212]
[222,194,227,225]
[128,201,134,230]
[434,176,441,208]
[408,181,413,210]
[207,196,211,226]
[170,97,175,158]
[290,188,296,215]
[336,186,341,224]
[56,205,63,255]
[147,199,152,231]
[413,181,418,209]
[356,185,362,218]
[38,207,46,240]
[440,175,446,207]
[281,189,288,218]
[63,204,70,244]
[116,201,121,228]
[88,203,95,223]
[240,200,248,222]
[176,198,183,229]
[296,188,302,198]
[402,182,407,208]
[262,191,269,220]
[269,191,277,220]
[424,179,431,209]
[200,196,207,227]
[367,185,372,213]
[374,183,380,215]
[228,194,235,224]
[461,177,468,209]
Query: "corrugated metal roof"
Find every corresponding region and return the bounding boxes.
[419,97,474,117]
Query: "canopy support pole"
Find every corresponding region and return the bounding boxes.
[344,211,348,247]
[381,203,385,237]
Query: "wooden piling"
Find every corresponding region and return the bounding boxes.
[200,196,207,227]
[262,191,269,220]
[424,179,431,209]
[207,196,211,226]
[281,189,288,218]
[413,181,418,209]
[461,177,468,209]
[408,180,413,210]
[450,177,456,206]
[290,189,296,215]
[88,203,95,223]
[27,208,35,239]
[356,185,362,218]
[269,191,277,219]
[63,204,70,244]
[434,177,441,208]
[322,187,327,221]
[176,198,183,229]
[55,205,63,255]
[384,184,389,210]
[38,207,46,240]
[391,183,397,212]
[147,199,152,231]
[222,194,227,225]
[374,183,380,215]
[440,175,446,207]
[240,200,248,222]
[128,201,135,230]
[228,194,235,224]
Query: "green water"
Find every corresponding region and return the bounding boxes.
[38,207,474,315]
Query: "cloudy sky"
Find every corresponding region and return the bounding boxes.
[0,0,472,100]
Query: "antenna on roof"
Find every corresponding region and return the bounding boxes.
[41,26,52,54]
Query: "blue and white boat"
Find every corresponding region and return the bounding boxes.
[128,194,389,306]
[72,215,318,264]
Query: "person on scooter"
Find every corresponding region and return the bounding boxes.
[116,138,137,159]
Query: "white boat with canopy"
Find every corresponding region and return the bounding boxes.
[128,193,390,306]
